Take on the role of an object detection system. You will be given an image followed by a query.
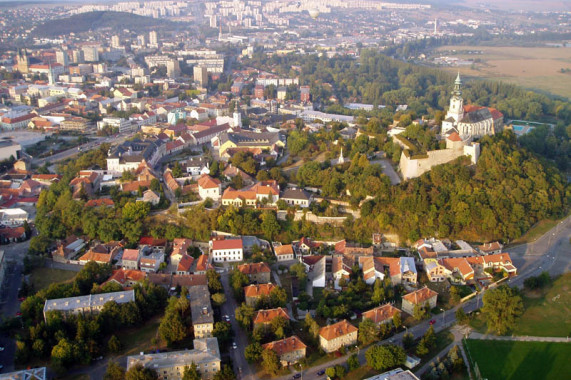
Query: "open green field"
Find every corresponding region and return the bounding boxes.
[117,316,161,356]
[435,45,571,99]
[515,273,571,337]
[464,340,571,380]
[29,267,77,291]
[510,215,567,245]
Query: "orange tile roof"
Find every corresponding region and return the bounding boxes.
[244,283,276,298]
[402,287,438,305]
[212,238,243,251]
[319,320,358,341]
[79,251,112,264]
[274,244,294,256]
[262,336,306,357]
[196,254,209,272]
[238,262,271,275]
[197,174,221,189]
[447,131,462,142]
[106,269,146,285]
[440,258,474,278]
[254,307,290,325]
[362,304,401,324]
[122,249,140,261]
[177,254,194,272]
[85,198,114,208]
[479,241,502,253]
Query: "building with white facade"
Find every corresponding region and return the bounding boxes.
[43,290,135,320]
[210,238,243,262]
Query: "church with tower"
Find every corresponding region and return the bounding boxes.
[441,73,504,140]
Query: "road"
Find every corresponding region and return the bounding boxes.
[219,270,256,380]
[276,214,571,380]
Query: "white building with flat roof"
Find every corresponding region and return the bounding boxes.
[127,338,221,379]
[0,208,28,226]
[43,290,135,320]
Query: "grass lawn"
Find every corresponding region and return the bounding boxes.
[515,273,571,337]
[29,267,77,291]
[464,340,571,380]
[116,316,162,356]
[408,329,455,369]
[345,366,377,379]
[510,216,567,245]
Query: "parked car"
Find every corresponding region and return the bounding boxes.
[317,370,325,376]
[429,319,436,325]
[293,374,301,379]
[232,342,238,349]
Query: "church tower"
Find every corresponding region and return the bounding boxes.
[446,72,464,123]
[16,48,29,74]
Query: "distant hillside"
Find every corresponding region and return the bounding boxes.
[33,11,180,37]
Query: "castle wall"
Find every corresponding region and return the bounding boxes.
[400,145,466,180]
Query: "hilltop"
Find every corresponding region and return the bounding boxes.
[33,11,181,37]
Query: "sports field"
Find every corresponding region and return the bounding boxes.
[464,340,571,380]
[435,45,571,99]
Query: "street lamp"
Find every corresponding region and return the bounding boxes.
[440,308,445,325]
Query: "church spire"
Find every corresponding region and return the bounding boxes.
[453,72,462,97]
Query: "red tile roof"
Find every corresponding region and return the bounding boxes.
[319,320,358,341]
[244,283,276,298]
[212,238,243,251]
[402,287,438,305]
[254,307,290,325]
[262,336,306,357]
[362,304,401,324]
[237,262,271,275]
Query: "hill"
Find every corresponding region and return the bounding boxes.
[33,11,181,37]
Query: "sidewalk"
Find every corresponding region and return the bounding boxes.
[469,332,571,343]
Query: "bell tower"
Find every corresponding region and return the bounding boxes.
[446,73,464,123]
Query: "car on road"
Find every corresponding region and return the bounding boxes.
[232,342,238,349]
[317,370,325,376]
[293,374,301,379]
[15,312,22,317]
[0,346,4,351]
[429,319,436,325]
[223,315,230,322]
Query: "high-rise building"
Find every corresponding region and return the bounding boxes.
[137,34,146,47]
[193,65,209,88]
[149,31,158,48]
[55,50,69,67]
[166,60,181,78]
[71,50,84,64]
[209,15,218,28]
[111,35,121,49]
[82,46,99,62]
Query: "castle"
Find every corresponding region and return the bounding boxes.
[441,73,504,140]
[399,74,503,180]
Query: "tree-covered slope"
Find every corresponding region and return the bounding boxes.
[33,11,180,37]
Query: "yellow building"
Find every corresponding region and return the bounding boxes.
[319,320,358,353]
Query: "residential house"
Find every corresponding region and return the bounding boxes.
[140,250,165,273]
[319,320,358,353]
[424,259,449,283]
[244,283,276,307]
[197,175,221,201]
[176,254,194,275]
[122,249,141,270]
[193,254,210,274]
[0,226,26,243]
[105,269,147,288]
[210,238,243,262]
[127,338,221,380]
[362,304,402,326]
[280,188,311,208]
[359,257,417,286]
[170,238,192,265]
[139,237,167,251]
[335,240,374,257]
[274,244,295,262]
[85,198,115,208]
[222,164,255,186]
[301,255,326,288]
[477,241,504,255]
[401,287,438,315]
[237,262,271,284]
[262,336,307,366]
[137,189,160,206]
[331,256,353,290]
[52,236,86,263]
[78,244,121,265]
[296,237,320,255]
[253,307,290,328]
[440,258,474,285]
[183,156,210,176]
[221,180,280,207]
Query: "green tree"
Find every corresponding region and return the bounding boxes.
[211,292,227,306]
[108,335,122,353]
[213,365,237,380]
[245,342,263,363]
[182,363,201,380]
[213,321,232,344]
[230,270,250,299]
[207,269,223,293]
[413,302,428,321]
[347,353,360,371]
[365,344,406,372]
[269,286,288,308]
[392,312,402,329]
[261,348,281,375]
[235,303,255,330]
[159,310,187,346]
[402,332,414,349]
[359,318,379,345]
[260,211,280,240]
[125,363,159,380]
[482,285,523,335]
[455,308,469,325]
[104,361,126,380]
